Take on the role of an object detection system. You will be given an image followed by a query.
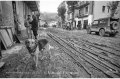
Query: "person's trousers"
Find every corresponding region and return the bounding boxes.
[32,30,38,39]
[26,27,32,38]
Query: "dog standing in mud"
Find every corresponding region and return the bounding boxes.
[25,39,48,68]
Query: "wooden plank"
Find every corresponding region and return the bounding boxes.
[0,26,13,29]
[6,28,13,43]
[0,62,5,68]
[0,32,7,49]
[0,29,13,48]
[49,33,120,78]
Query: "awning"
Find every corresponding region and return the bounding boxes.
[24,1,39,12]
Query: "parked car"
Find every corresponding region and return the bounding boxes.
[87,17,119,37]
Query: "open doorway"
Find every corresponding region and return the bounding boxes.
[83,20,88,29]
[12,1,21,35]
[77,21,82,30]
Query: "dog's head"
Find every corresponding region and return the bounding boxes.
[25,39,37,52]
[25,38,48,53]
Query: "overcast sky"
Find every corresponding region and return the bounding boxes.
[40,0,64,13]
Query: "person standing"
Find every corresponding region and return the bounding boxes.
[24,15,32,38]
[30,15,38,39]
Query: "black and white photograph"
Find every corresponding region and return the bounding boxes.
[0,0,120,78]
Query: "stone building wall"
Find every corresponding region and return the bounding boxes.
[0,1,14,27]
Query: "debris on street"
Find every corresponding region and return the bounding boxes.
[0,28,120,78]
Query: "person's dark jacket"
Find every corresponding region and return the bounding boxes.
[30,18,38,31]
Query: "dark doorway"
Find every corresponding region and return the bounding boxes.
[83,20,88,29]
[73,21,76,29]
[12,1,21,35]
[77,21,81,30]
[0,40,5,50]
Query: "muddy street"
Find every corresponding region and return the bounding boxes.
[0,28,120,78]
[1,0,120,78]
[47,28,120,78]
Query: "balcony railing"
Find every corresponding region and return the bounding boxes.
[75,1,89,9]
[76,14,88,18]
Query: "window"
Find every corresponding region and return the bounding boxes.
[102,6,105,13]
[93,21,98,25]
[79,10,81,16]
[79,10,83,16]
[107,6,110,13]
[99,20,106,24]
[85,6,88,14]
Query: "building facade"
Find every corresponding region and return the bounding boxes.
[74,1,94,29]
[59,1,119,30]
[93,1,111,20]
[0,1,40,49]
[72,1,120,30]
[0,1,14,28]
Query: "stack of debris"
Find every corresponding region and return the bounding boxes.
[0,26,21,68]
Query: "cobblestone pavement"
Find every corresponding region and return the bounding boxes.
[0,28,120,78]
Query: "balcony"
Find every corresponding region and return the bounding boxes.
[24,1,40,12]
[75,1,89,9]
[76,14,88,18]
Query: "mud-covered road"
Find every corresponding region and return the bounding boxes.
[0,28,120,78]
